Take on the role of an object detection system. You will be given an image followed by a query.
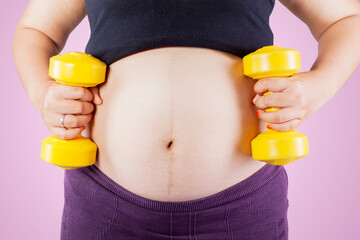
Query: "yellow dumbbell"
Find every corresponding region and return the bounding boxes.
[243,46,309,165]
[41,52,107,169]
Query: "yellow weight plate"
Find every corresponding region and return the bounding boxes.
[49,52,106,87]
[41,135,97,169]
[251,130,309,165]
[243,46,301,79]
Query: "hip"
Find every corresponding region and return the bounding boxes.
[61,163,289,240]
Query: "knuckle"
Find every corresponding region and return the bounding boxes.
[84,117,92,125]
[48,83,57,93]
[88,89,95,100]
[289,121,297,130]
[255,79,265,91]
[291,79,302,89]
[263,96,271,107]
[298,109,305,118]
[293,81,304,95]
[283,127,290,132]
[48,83,60,97]
[69,115,79,127]
[43,95,55,111]
[295,94,305,106]
[261,78,268,85]
[293,80,302,88]
[79,103,85,113]
[57,131,67,140]
[76,87,86,98]
[87,113,94,120]
[275,113,285,123]
[73,102,84,113]
[74,116,80,126]
[292,90,303,104]
[89,103,95,112]
[58,130,78,140]
[279,77,287,85]
[290,93,298,103]
[84,102,94,113]
[278,125,287,132]
[68,133,78,140]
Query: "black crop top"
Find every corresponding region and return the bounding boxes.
[84,0,275,65]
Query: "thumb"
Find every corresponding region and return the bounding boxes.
[89,86,103,105]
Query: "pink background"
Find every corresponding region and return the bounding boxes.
[1,1,359,239]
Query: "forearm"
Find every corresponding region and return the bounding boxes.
[13,25,61,113]
[310,14,360,103]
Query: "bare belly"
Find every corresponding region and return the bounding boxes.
[87,47,267,202]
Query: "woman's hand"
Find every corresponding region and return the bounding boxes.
[252,71,325,132]
[40,81,103,139]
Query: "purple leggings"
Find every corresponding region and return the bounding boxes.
[61,163,289,240]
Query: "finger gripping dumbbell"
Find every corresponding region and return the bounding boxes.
[243,46,309,165]
[41,52,107,170]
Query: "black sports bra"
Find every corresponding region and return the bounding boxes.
[84,0,275,65]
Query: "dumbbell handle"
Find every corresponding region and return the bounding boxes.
[244,46,301,128]
[263,91,279,128]
[243,46,308,165]
[41,52,106,169]
[49,52,105,133]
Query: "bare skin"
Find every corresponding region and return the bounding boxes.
[13,0,360,202]
[86,47,267,201]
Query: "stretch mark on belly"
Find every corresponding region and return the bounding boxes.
[167,51,176,197]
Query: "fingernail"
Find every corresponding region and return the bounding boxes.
[267,125,272,130]
[256,110,260,117]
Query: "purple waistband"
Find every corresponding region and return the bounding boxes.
[81,163,284,213]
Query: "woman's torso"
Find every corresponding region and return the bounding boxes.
[87,47,267,202]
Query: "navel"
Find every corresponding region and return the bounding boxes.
[167,140,173,150]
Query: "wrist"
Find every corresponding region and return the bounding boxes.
[30,78,54,113]
[294,70,336,118]
[310,68,340,102]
